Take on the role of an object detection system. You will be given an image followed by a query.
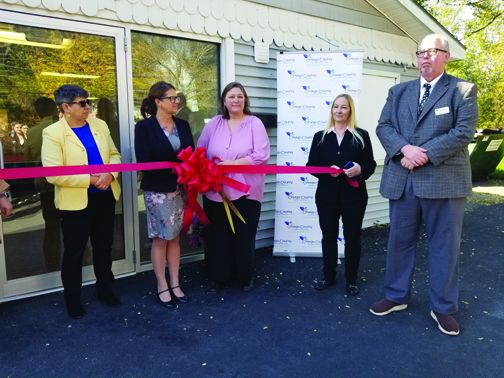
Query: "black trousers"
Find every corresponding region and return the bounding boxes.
[203,196,261,284]
[60,190,116,299]
[315,191,367,285]
[40,190,62,272]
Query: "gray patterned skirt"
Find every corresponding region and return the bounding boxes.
[143,190,185,240]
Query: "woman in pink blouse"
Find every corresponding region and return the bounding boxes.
[197,82,270,292]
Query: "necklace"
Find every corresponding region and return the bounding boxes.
[157,117,174,132]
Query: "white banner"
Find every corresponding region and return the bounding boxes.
[273,51,364,258]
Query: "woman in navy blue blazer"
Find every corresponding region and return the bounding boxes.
[307,94,376,296]
[135,81,195,308]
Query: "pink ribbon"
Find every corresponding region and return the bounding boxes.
[0,163,358,187]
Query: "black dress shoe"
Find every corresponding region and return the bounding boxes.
[157,288,176,308]
[170,285,188,304]
[65,300,86,319]
[345,284,360,296]
[314,279,336,291]
[242,280,255,292]
[97,290,121,307]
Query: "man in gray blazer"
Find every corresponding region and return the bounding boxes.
[370,34,478,336]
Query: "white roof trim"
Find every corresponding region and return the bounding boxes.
[3,0,421,66]
[368,0,466,60]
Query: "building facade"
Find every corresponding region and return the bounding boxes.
[0,0,463,301]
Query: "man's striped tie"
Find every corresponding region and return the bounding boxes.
[418,83,431,115]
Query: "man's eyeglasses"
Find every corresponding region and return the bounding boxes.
[66,99,91,107]
[415,48,448,57]
[159,96,181,104]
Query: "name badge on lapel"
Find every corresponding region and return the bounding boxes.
[435,106,450,116]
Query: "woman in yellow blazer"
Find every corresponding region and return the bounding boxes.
[42,85,121,319]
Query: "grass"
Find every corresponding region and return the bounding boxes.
[489,156,504,179]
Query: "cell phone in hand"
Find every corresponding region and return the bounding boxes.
[344,161,354,169]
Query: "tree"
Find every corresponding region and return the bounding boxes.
[416,0,504,129]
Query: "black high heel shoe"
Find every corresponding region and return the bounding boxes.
[170,285,188,304]
[157,288,175,308]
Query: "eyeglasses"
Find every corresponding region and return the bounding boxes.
[66,99,91,107]
[159,96,181,103]
[415,48,448,57]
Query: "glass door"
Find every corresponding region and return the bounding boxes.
[130,31,219,268]
[0,11,134,300]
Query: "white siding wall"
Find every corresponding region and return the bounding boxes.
[234,41,278,248]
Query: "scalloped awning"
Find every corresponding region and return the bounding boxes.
[3,0,444,66]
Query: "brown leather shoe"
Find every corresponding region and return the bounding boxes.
[430,310,460,336]
[369,298,408,316]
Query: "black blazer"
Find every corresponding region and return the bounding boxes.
[134,116,195,193]
[306,128,376,202]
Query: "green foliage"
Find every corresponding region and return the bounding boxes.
[415,0,504,129]
[0,23,219,143]
[130,32,219,137]
[0,27,117,128]
[489,155,504,179]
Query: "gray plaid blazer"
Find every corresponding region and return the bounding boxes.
[376,73,478,200]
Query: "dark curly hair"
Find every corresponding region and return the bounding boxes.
[54,85,88,111]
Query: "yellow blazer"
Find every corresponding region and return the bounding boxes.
[0,179,9,193]
[41,117,121,210]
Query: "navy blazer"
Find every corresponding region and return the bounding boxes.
[307,128,376,202]
[134,116,195,193]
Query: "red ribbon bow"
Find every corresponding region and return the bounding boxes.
[174,146,251,234]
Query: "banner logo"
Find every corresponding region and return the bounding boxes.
[298,206,318,216]
[341,84,360,95]
[274,239,293,246]
[301,116,326,127]
[277,150,294,156]
[285,132,313,142]
[287,70,317,80]
[343,52,363,64]
[299,235,321,245]
[299,177,317,186]
[301,85,332,96]
[278,89,296,97]
[276,179,294,187]
[275,209,293,216]
[302,54,334,65]
[284,192,314,201]
[278,120,295,127]
[300,147,310,155]
[326,70,358,79]
[284,221,314,231]
[286,101,316,110]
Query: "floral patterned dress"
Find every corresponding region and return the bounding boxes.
[144,190,185,240]
[143,126,185,240]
